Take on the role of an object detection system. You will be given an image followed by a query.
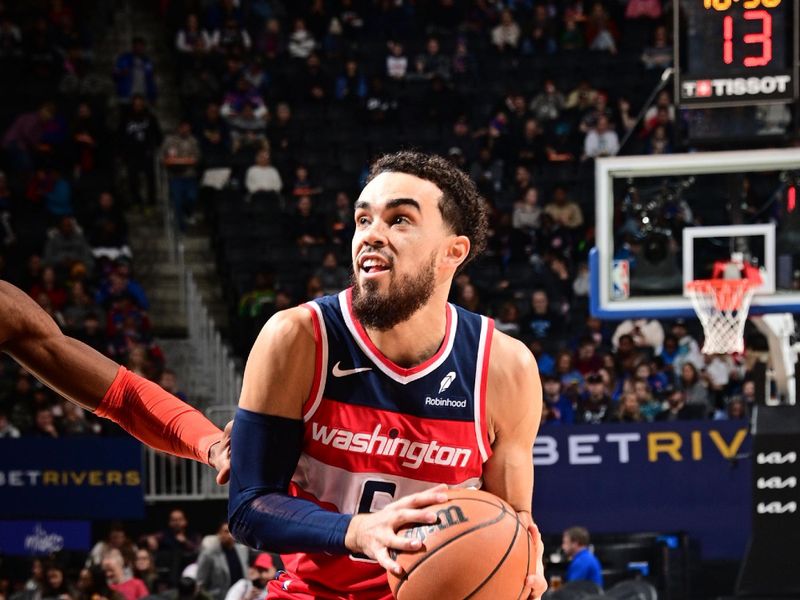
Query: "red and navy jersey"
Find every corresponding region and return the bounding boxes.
[274,288,494,599]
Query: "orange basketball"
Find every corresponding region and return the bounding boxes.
[387,489,534,600]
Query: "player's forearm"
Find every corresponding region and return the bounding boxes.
[228,408,351,553]
[97,367,222,465]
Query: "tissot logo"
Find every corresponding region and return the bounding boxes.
[756,451,797,465]
[757,501,797,515]
[682,75,792,99]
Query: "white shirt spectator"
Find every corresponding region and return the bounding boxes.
[584,117,619,158]
[491,19,520,50]
[386,54,408,79]
[288,21,315,58]
[246,150,283,194]
[612,319,665,355]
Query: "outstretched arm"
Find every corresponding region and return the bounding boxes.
[0,280,225,468]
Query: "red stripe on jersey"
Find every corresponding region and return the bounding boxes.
[287,481,339,512]
[479,319,494,458]
[301,304,323,417]
[303,399,484,484]
[344,287,452,377]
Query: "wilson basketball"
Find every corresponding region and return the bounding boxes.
[387,489,534,600]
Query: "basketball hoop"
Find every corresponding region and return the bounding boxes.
[686,278,759,354]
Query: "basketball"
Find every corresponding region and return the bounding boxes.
[387,489,533,600]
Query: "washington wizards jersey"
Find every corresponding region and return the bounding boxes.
[272,288,495,600]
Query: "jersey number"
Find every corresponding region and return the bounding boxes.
[350,480,398,561]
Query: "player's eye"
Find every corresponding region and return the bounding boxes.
[392,216,410,225]
[356,216,370,226]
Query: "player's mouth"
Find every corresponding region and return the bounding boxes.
[358,253,391,279]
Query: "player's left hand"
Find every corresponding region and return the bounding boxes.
[518,512,547,600]
[210,420,233,484]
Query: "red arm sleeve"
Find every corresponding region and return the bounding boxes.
[95,366,222,465]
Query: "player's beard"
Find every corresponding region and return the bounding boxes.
[351,250,437,331]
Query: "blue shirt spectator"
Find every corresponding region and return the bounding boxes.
[113,37,157,102]
[566,547,604,586]
[563,526,603,587]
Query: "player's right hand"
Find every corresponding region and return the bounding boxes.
[344,484,449,576]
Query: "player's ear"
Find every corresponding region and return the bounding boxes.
[443,235,470,270]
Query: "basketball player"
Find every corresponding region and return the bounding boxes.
[0,282,229,480]
[227,152,547,599]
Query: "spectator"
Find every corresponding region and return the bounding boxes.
[513,118,547,168]
[633,379,663,421]
[494,302,521,337]
[522,289,564,347]
[716,397,748,421]
[562,526,603,587]
[529,80,565,124]
[102,549,148,600]
[613,392,643,423]
[584,115,619,159]
[88,191,129,258]
[415,37,450,80]
[627,0,662,19]
[254,18,283,60]
[175,14,212,57]
[291,165,322,198]
[245,149,282,194]
[576,372,612,424]
[224,554,277,600]
[2,101,56,172]
[162,120,201,231]
[210,18,252,55]
[29,266,67,311]
[335,58,367,102]
[227,103,269,154]
[641,25,672,70]
[118,95,162,210]
[238,271,277,320]
[314,251,349,296]
[541,375,574,425]
[96,260,150,310]
[113,37,157,103]
[585,2,618,54]
[158,370,188,403]
[132,549,158,593]
[43,217,95,275]
[656,389,697,421]
[544,186,584,230]
[87,524,138,570]
[491,10,520,52]
[0,409,20,438]
[196,102,230,166]
[287,18,315,59]
[146,509,200,584]
[612,318,665,356]
[574,338,603,375]
[386,41,408,80]
[670,320,704,374]
[42,564,74,599]
[679,363,711,416]
[512,187,542,234]
[196,523,248,600]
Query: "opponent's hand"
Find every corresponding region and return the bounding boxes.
[210,420,233,485]
[518,512,547,600]
[345,484,449,576]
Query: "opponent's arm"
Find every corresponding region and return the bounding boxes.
[483,331,546,599]
[0,280,224,467]
[227,307,446,570]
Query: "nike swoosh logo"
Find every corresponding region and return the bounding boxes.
[332,361,373,377]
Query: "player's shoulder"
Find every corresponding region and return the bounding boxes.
[252,305,316,353]
[486,330,539,396]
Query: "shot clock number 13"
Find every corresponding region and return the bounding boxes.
[675,0,798,107]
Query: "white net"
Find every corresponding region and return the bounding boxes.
[686,279,758,354]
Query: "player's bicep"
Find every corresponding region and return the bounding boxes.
[237,307,316,419]
[1,281,118,410]
[483,337,542,513]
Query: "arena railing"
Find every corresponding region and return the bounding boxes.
[144,157,241,501]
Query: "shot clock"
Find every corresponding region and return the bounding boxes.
[674,0,798,107]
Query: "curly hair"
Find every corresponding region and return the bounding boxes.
[366,151,489,270]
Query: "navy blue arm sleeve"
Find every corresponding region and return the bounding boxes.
[227,407,352,554]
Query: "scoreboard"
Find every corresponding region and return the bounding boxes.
[675,0,798,107]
